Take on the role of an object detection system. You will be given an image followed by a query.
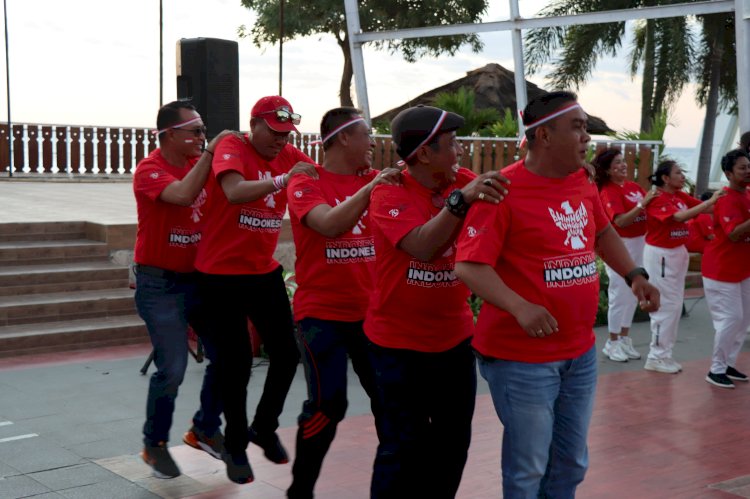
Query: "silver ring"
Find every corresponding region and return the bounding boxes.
[483,178,493,186]
[478,192,486,201]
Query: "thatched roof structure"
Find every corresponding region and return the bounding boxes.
[372,63,612,134]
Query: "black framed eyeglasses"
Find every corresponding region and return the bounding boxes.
[260,109,301,125]
[172,126,207,137]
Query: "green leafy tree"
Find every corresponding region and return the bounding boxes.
[524,0,693,133]
[239,0,488,107]
[479,108,519,138]
[432,87,501,136]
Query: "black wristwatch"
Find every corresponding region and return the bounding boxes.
[624,267,649,287]
[445,189,470,218]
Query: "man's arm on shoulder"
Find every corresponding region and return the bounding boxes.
[160,130,238,206]
[304,168,400,238]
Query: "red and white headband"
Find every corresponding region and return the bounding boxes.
[154,116,203,136]
[312,117,366,146]
[518,102,581,147]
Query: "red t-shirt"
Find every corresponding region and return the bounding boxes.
[599,181,647,238]
[685,213,714,253]
[133,149,205,273]
[645,190,701,248]
[702,187,750,282]
[194,135,313,275]
[288,166,377,322]
[364,168,476,353]
[455,161,609,363]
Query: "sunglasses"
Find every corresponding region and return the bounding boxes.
[172,126,207,137]
[259,109,301,125]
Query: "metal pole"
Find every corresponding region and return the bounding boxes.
[735,0,750,132]
[279,0,284,96]
[159,0,163,107]
[344,0,371,121]
[509,0,527,138]
[3,0,10,177]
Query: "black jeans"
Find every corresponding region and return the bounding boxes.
[368,339,476,499]
[288,318,381,499]
[196,266,299,454]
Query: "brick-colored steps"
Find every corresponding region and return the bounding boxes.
[0,221,146,356]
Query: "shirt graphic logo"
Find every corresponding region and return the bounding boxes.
[406,261,458,288]
[325,238,375,264]
[549,201,589,250]
[294,190,303,198]
[467,226,477,238]
[336,196,367,235]
[389,209,400,218]
[190,188,207,223]
[222,153,232,160]
[259,171,278,208]
[150,172,159,179]
[625,191,643,203]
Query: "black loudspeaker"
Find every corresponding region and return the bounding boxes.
[177,38,239,140]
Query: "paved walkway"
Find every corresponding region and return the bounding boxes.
[0,180,749,498]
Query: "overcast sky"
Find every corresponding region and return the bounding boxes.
[0,0,714,147]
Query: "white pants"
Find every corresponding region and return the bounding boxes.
[705,276,750,374]
[605,235,645,333]
[643,244,689,360]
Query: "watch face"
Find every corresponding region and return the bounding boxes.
[448,190,462,206]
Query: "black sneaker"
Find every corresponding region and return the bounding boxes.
[183,425,225,460]
[141,442,181,479]
[726,366,749,382]
[221,449,254,484]
[248,426,289,464]
[706,372,735,389]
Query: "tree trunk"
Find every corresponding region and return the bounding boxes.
[695,17,724,195]
[338,35,354,107]
[640,19,656,133]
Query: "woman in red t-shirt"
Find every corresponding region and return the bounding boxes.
[643,160,722,373]
[702,150,750,388]
[594,149,656,363]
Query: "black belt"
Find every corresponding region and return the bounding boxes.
[134,264,196,281]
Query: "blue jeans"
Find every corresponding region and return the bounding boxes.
[369,339,476,499]
[135,270,220,445]
[478,345,597,499]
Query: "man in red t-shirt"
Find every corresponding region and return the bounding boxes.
[190,96,317,484]
[454,91,660,498]
[133,100,235,479]
[703,150,750,388]
[285,107,400,498]
[365,105,509,498]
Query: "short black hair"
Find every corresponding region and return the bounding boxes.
[721,148,750,173]
[319,107,362,151]
[699,190,714,202]
[739,131,750,153]
[156,100,197,139]
[592,148,623,190]
[649,159,679,187]
[522,91,578,147]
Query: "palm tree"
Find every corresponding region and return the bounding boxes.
[693,13,737,194]
[524,0,694,133]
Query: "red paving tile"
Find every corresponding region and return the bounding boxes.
[9,344,750,497]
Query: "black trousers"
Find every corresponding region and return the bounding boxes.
[288,318,381,499]
[196,266,299,454]
[369,339,476,499]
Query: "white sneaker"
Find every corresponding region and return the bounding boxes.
[665,358,682,371]
[644,358,680,374]
[619,336,641,360]
[602,339,628,362]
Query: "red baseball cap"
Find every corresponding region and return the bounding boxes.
[251,95,300,133]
